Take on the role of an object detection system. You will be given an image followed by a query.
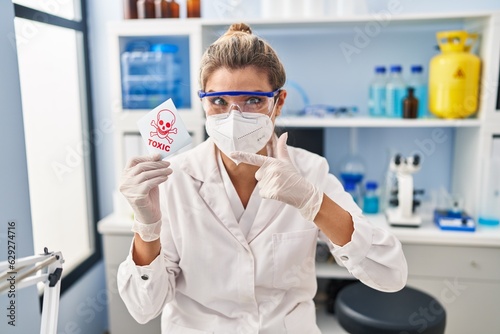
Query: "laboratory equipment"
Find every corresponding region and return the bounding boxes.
[407,65,428,118]
[340,155,365,185]
[123,0,138,19]
[429,30,481,119]
[478,138,500,226]
[368,66,387,117]
[303,105,358,117]
[385,65,406,118]
[385,154,424,227]
[168,0,180,18]
[340,153,365,205]
[0,248,64,334]
[434,209,476,232]
[121,42,182,109]
[187,0,200,17]
[344,181,361,204]
[155,0,179,18]
[340,129,365,206]
[137,0,156,18]
[363,181,379,214]
[403,87,418,119]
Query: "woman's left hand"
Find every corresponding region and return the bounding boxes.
[230,133,323,221]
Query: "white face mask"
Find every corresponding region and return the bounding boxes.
[205,109,275,159]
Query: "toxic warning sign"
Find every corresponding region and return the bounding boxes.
[137,99,192,158]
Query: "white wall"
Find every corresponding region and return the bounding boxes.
[0,2,40,333]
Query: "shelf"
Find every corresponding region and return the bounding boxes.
[276,117,482,128]
[200,11,494,28]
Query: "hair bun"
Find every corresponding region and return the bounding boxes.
[228,23,252,35]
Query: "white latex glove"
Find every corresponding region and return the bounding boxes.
[230,133,323,222]
[119,154,172,241]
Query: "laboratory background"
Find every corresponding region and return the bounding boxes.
[1,0,500,333]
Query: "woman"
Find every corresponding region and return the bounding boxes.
[118,23,407,334]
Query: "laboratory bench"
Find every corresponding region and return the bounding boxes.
[98,213,500,333]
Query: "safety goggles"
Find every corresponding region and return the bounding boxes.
[198,90,280,116]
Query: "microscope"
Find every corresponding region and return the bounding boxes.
[385,154,424,227]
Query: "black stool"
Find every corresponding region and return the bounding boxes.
[334,282,446,334]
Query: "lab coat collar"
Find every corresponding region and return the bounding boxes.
[179,137,219,183]
[179,135,279,182]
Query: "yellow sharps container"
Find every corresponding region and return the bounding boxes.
[429,31,481,119]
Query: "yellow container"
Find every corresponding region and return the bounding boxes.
[429,31,481,119]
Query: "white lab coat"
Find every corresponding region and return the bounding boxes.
[117,136,408,334]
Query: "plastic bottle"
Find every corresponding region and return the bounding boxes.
[407,65,428,118]
[121,43,181,109]
[368,66,387,117]
[403,87,418,119]
[386,65,406,118]
[152,43,181,105]
[363,181,380,214]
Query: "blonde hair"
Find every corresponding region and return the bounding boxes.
[199,23,286,91]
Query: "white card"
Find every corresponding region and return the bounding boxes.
[137,99,192,158]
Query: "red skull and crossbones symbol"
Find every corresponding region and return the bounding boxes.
[150,109,178,144]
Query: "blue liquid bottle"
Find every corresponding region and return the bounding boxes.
[386,65,406,118]
[363,181,379,214]
[407,65,429,118]
[368,66,387,117]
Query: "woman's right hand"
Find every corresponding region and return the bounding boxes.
[119,154,173,225]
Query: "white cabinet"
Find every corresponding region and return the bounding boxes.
[98,216,161,333]
[101,11,500,334]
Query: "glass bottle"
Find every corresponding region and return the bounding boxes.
[187,0,201,18]
[403,87,418,119]
[363,181,380,214]
[137,0,156,18]
[169,0,180,18]
[407,65,429,118]
[123,0,138,19]
[368,66,387,117]
[386,65,406,118]
[155,0,170,18]
[154,0,162,18]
